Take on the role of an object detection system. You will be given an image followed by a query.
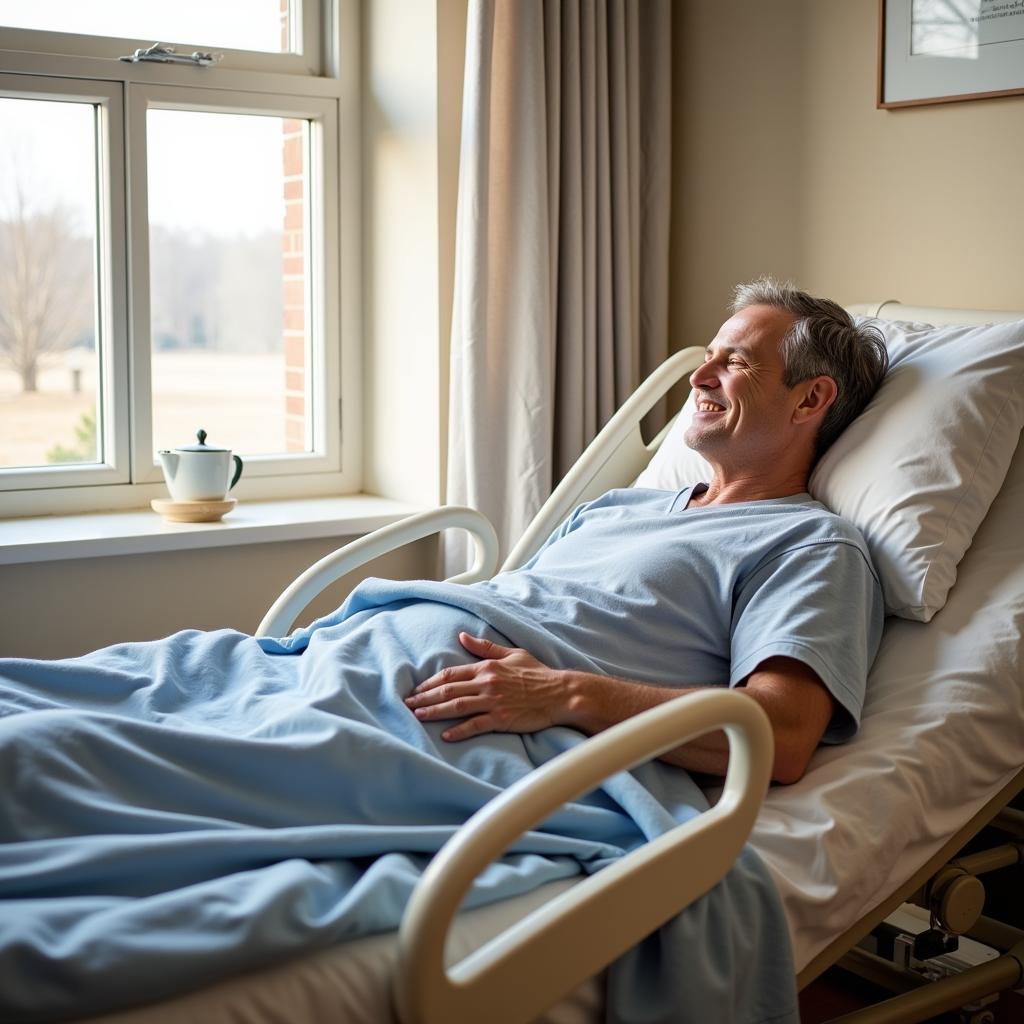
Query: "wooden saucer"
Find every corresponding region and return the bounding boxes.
[151,498,237,523]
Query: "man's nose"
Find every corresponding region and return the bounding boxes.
[689,362,718,390]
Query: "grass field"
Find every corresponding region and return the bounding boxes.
[0,350,299,469]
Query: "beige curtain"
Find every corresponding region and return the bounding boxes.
[446,0,671,571]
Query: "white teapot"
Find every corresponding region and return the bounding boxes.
[157,429,244,502]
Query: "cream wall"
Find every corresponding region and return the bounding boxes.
[363,0,467,506]
[670,0,804,349]
[796,0,1024,309]
[0,540,435,661]
[363,0,443,505]
[670,0,1024,350]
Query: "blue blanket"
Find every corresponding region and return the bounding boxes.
[0,580,797,1023]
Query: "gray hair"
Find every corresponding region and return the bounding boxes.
[732,277,889,459]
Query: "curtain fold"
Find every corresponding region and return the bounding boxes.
[446,0,671,572]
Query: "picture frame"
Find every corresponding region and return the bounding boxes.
[879,0,1024,108]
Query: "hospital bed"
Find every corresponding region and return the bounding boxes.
[82,303,1024,1024]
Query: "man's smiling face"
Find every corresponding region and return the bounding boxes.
[684,304,803,469]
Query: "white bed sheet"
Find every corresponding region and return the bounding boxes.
[80,443,1024,1024]
[749,431,1024,971]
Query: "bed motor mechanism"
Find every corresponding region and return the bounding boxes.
[862,862,989,973]
[840,817,1024,1021]
[863,905,996,977]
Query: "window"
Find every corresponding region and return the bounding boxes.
[0,91,105,471]
[0,2,357,516]
[147,108,314,458]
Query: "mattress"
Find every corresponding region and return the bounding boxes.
[78,441,1024,1024]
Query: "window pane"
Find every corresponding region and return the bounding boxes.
[0,97,100,470]
[0,0,290,54]
[148,109,312,458]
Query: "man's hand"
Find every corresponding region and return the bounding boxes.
[406,641,833,784]
[404,633,571,741]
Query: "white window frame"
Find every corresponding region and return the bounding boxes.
[0,0,321,76]
[0,2,362,518]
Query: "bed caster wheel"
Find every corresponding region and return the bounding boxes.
[961,1011,995,1024]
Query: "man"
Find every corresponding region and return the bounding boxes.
[0,278,888,1022]
[406,278,889,784]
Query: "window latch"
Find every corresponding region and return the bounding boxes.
[119,43,221,67]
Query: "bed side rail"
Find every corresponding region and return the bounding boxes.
[501,346,704,572]
[394,688,773,1024]
[254,506,499,639]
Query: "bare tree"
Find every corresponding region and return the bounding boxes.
[150,225,217,350]
[0,181,92,392]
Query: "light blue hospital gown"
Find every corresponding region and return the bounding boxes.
[0,486,883,1024]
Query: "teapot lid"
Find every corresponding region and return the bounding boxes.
[176,429,228,453]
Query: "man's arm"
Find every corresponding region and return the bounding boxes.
[404,634,834,784]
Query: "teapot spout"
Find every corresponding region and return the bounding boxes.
[158,450,179,481]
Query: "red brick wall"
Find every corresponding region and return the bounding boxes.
[280,0,306,453]
[282,116,306,453]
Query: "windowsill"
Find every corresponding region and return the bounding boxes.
[0,494,427,566]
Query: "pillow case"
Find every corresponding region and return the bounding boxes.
[634,315,1024,621]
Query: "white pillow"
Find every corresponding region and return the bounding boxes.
[634,316,1024,621]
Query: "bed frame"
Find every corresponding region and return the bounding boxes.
[805,770,1024,1024]
[256,302,1024,1024]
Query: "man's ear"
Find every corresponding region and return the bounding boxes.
[793,376,838,425]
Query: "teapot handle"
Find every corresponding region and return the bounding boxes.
[230,455,244,491]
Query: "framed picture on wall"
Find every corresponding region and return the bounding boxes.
[879,0,1024,107]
